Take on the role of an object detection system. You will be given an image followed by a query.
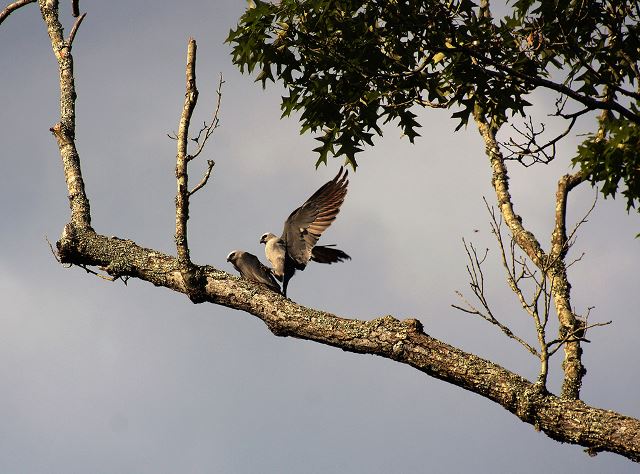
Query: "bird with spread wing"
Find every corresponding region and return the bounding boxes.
[260,167,351,297]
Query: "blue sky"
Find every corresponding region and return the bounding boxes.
[0,1,638,472]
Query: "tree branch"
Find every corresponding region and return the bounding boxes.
[473,109,585,400]
[453,238,539,357]
[188,73,224,163]
[54,224,640,462]
[459,46,640,124]
[175,38,199,264]
[473,109,546,268]
[39,0,91,229]
[66,11,85,48]
[544,169,589,399]
[0,0,35,25]
[189,159,215,196]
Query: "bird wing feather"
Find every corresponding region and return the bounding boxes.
[236,252,281,293]
[281,167,348,267]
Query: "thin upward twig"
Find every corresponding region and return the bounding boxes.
[188,73,224,162]
[66,11,86,48]
[189,160,215,196]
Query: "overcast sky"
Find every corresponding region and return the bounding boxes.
[1,1,638,473]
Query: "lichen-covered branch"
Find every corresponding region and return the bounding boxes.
[473,110,546,268]
[473,109,585,399]
[175,38,199,264]
[54,224,640,462]
[546,170,589,398]
[39,0,91,229]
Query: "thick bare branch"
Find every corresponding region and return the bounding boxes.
[473,110,546,268]
[545,170,589,398]
[0,0,35,25]
[551,171,588,261]
[39,0,91,229]
[175,38,199,264]
[473,109,585,400]
[54,224,640,462]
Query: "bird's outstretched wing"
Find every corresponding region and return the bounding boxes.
[281,167,348,268]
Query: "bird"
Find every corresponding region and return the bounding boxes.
[226,250,281,293]
[260,167,351,297]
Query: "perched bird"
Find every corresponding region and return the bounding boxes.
[226,250,281,293]
[260,167,351,297]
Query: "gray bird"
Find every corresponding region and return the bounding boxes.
[260,167,351,297]
[226,250,282,293]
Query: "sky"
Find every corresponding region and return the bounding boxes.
[0,1,638,473]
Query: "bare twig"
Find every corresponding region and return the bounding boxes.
[189,160,215,196]
[71,0,78,17]
[187,73,224,162]
[80,264,118,281]
[565,191,598,250]
[66,11,86,48]
[548,320,612,356]
[484,198,553,386]
[45,235,61,263]
[0,0,35,26]
[501,108,589,166]
[452,290,539,357]
[453,237,540,357]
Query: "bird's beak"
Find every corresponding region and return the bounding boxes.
[259,236,265,244]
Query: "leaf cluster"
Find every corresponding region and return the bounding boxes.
[227,0,640,210]
[574,118,640,211]
[227,0,540,167]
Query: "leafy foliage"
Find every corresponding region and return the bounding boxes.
[227,0,640,210]
[574,118,640,211]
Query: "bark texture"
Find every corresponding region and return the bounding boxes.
[474,111,585,400]
[28,0,640,464]
[55,224,640,462]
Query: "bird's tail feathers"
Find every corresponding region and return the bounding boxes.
[311,245,351,264]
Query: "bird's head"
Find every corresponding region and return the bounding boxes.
[226,251,238,263]
[260,232,275,244]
